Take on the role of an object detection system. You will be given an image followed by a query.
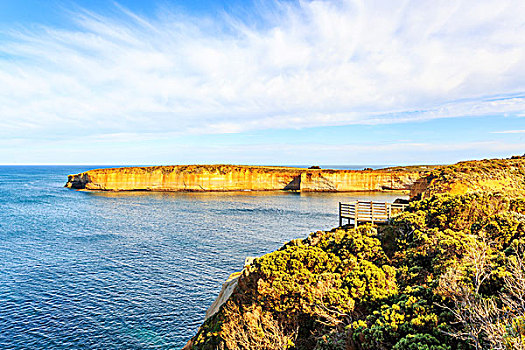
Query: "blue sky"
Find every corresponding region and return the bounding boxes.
[0,0,524,165]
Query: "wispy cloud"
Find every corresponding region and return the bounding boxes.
[3,136,523,165]
[0,0,524,142]
[491,129,525,134]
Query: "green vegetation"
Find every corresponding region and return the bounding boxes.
[188,157,525,350]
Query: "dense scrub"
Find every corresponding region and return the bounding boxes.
[188,190,525,350]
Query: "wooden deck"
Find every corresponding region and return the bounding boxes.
[339,200,408,227]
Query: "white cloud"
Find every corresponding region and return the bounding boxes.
[3,137,522,165]
[491,129,525,134]
[0,0,524,141]
[218,140,525,155]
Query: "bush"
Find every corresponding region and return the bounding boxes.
[190,191,525,350]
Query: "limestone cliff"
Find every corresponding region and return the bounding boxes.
[65,165,424,192]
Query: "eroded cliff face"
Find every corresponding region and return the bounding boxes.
[65,165,424,192]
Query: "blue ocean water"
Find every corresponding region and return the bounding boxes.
[0,166,405,349]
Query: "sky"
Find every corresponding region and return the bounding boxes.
[0,0,524,165]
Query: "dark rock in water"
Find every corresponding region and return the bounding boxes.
[64,173,89,189]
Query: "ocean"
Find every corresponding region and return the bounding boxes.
[0,166,405,349]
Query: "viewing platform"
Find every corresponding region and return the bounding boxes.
[339,200,409,228]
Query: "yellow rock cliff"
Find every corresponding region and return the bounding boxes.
[65,165,424,192]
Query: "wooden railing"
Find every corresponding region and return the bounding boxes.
[339,200,408,227]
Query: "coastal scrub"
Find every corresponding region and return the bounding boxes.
[188,157,525,350]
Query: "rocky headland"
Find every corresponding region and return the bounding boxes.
[65,164,427,193]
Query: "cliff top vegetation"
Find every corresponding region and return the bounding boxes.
[187,155,525,350]
[71,164,429,177]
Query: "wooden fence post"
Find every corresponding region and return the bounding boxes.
[354,200,358,228]
[339,202,342,227]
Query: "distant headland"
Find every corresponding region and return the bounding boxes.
[65,164,430,194]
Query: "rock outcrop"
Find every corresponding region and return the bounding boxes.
[183,257,256,350]
[65,165,424,192]
[204,257,256,321]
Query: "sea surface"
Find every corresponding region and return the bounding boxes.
[0,166,406,349]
